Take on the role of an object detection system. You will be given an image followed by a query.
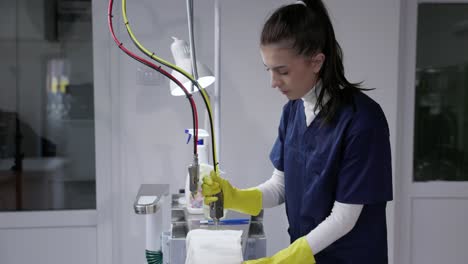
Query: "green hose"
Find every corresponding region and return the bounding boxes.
[145,249,163,264]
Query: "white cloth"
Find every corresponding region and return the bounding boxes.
[185,229,243,264]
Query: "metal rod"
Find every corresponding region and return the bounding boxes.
[14,0,23,211]
[210,0,224,222]
[186,0,198,94]
[214,0,221,162]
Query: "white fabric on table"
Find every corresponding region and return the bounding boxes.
[185,229,243,264]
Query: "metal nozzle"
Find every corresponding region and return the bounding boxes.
[210,191,224,222]
[187,155,199,196]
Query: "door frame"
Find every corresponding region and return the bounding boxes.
[93,0,117,263]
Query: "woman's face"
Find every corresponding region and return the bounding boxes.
[260,43,324,100]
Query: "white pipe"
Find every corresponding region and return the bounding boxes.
[146,210,162,251]
[214,0,221,163]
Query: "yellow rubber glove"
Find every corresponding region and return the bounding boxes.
[243,237,316,264]
[201,170,262,216]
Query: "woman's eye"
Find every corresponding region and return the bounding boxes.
[279,71,288,75]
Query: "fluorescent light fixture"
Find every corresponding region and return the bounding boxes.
[169,37,215,96]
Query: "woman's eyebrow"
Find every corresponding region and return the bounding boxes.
[264,64,288,71]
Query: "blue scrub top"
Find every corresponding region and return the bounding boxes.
[270,91,393,263]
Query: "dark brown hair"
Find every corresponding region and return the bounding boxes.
[261,0,368,123]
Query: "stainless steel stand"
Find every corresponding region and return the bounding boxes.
[134,184,266,264]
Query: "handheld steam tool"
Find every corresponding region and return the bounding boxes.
[185,129,209,214]
[187,155,199,198]
[185,129,224,222]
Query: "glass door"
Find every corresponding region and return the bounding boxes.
[413,4,468,183]
[396,1,468,263]
[0,0,95,212]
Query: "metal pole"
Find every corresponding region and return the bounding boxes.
[186,0,198,89]
[214,0,221,162]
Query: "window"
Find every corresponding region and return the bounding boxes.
[414,4,468,181]
[0,0,95,210]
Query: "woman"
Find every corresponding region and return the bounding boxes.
[202,1,393,263]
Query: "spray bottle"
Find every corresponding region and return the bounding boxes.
[184,129,210,214]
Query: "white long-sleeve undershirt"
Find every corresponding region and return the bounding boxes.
[257,169,363,254]
[256,80,363,255]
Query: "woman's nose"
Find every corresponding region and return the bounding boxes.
[271,73,282,88]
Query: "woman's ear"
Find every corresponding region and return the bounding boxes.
[312,53,325,74]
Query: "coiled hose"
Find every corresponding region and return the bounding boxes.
[146,249,163,264]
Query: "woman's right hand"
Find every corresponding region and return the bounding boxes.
[201,170,228,204]
[201,170,263,216]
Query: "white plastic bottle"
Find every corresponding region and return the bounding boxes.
[185,129,210,214]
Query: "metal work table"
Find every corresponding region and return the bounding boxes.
[163,193,266,263]
[134,184,266,264]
